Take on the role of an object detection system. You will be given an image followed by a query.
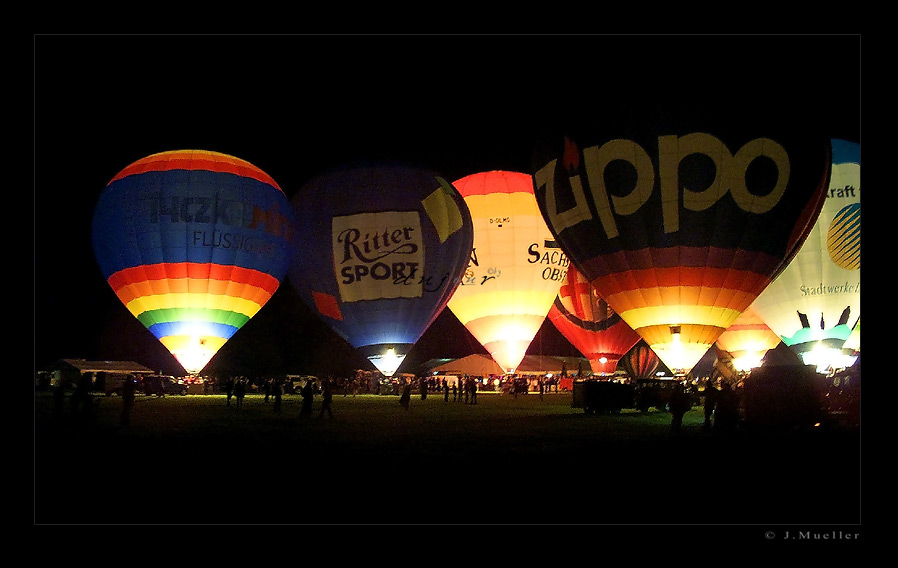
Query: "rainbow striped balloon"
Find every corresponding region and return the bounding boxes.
[92,150,294,374]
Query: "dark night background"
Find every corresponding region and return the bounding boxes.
[33,34,861,378]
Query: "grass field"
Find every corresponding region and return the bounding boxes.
[34,390,861,527]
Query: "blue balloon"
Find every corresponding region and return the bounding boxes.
[288,163,473,376]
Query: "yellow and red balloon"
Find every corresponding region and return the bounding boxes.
[447,171,568,373]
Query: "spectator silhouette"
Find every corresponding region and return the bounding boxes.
[714,382,740,432]
[668,383,692,432]
[399,382,411,410]
[225,377,235,407]
[319,380,334,419]
[300,380,314,419]
[234,378,246,411]
[272,380,282,413]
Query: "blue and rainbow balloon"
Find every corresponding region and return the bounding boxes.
[92,150,294,374]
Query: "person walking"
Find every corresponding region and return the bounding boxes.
[443,378,449,402]
[318,379,334,419]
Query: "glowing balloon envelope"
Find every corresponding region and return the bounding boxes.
[534,117,831,373]
[288,163,473,377]
[91,150,295,374]
[548,264,641,374]
[750,139,860,371]
[447,171,568,374]
[714,306,782,372]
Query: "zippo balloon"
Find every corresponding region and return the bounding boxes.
[288,163,473,377]
[533,110,831,373]
[91,150,294,374]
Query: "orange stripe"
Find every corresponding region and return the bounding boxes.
[108,263,280,296]
[109,150,282,191]
[592,266,772,298]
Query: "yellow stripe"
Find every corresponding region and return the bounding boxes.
[160,335,228,352]
[620,305,742,330]
[125,293,263,319]
[449,290,557,324]
[464,192,542,217]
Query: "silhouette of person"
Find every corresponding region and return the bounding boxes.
[225,377,235,407]
[300,380,314,419]
[703,380,719,431]
[234,378,246,411]
[420,377,428,400]
[120,374,136,426]
[668,383,692,432]
[714,382,740,432]
[399,381,411,410]
[319,380,334,419]
[272,380,283,413]
[443,378,449,402]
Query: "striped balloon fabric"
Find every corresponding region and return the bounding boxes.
[92,150,294,374]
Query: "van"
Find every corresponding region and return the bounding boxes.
[141,375,188,396]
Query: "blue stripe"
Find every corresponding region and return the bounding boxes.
[148,321,240,341]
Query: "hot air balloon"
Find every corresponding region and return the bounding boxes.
[714,306,782,372]
[533,110,831,374]
[447,171,568,374]
[750,139,860,372]
[91,150,295,375]
[288,163,473,378]
[621,341,661,380]
[547,264,641,374]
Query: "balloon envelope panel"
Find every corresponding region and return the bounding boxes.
[288,163,473,376]
[533,115,831,373]
[447,171,567,373]
[91,150,294,374]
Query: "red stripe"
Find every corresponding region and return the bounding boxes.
[581,247,783,274]
[108,263,280,295]
[108,150,282,191]
[452,171,533,197]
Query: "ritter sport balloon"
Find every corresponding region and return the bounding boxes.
[91,150,295,375]
[547,263,641,375]
[750,139,860,372]
[447,171,568,374]
[288,163,473,378]
[533,107,831,374]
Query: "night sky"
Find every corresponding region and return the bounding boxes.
[34,34,861,378]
